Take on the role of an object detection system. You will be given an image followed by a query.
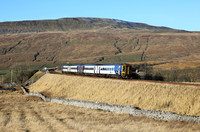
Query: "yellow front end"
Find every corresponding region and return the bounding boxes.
[122,64,132,78]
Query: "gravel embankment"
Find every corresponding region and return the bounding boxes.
[21,86,200,124]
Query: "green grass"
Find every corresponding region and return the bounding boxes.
[0,64,41,83]
[98,54,142,64]
[0,63,66,81]
[0,69,11,83]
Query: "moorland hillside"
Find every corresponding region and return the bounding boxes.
[0,18,199,68]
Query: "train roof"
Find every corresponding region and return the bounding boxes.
[62,64,127,66]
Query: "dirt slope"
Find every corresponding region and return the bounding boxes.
[29,74,200,117]
[1,88,200,131]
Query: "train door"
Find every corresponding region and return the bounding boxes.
[116,65,121,75]
[95,66,99,74]
[78,66,80,73]
[126,65,130,75]
[81,66,84,73]
[122,64,126,77]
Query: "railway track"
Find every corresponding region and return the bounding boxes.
[49,71,200,87]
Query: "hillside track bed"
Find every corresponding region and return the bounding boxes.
[50,71,200,87]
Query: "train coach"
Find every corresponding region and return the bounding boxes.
[62,64,133,78]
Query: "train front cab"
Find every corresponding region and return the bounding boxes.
[121,64,132,78]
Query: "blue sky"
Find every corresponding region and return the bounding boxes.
[1,0,200,31]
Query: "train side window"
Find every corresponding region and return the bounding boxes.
[84,68,94,70]
[101,68,106,70]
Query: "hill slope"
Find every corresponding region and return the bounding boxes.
[0,17,199,68]
[0,32,200,67]
[0,17,186,34]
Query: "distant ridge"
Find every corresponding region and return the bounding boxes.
[0,17,187,34]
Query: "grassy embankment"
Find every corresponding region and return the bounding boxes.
[29,74,200,117]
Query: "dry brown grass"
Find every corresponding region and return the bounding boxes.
[29,74,200,117]
[128,59,200,70]
[151,52,200,70]
[0,87,200,131]
[1,32,200,67]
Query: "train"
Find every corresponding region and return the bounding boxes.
[61,64,135,78]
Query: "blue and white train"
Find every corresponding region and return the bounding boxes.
[61,64,133,78]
